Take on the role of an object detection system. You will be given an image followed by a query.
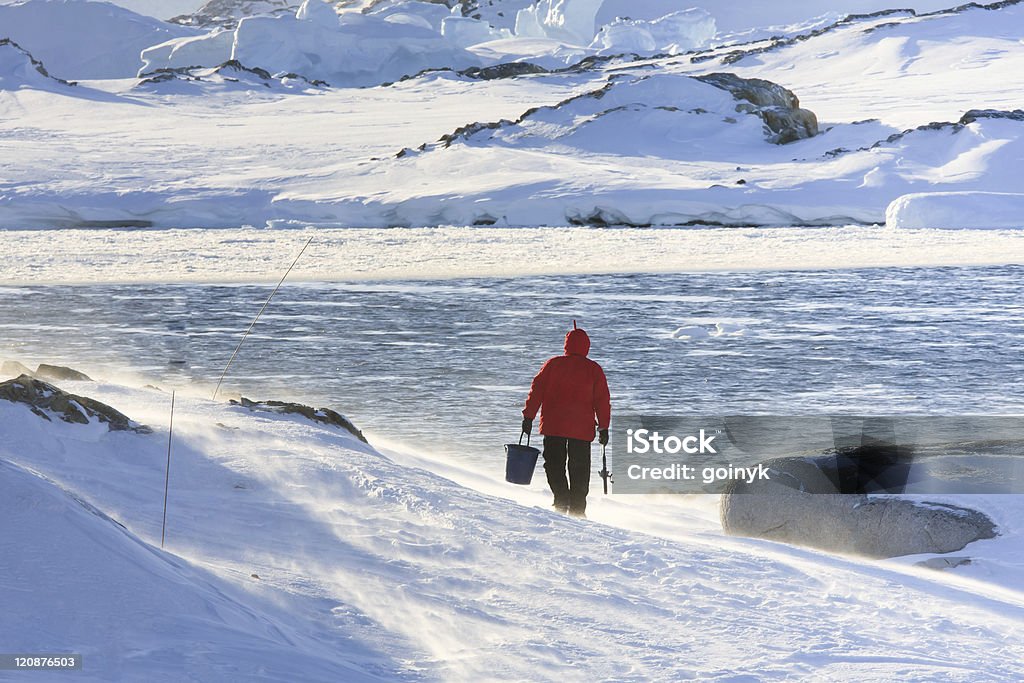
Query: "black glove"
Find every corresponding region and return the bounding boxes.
[522,417,533,435]
[599,429,609,446]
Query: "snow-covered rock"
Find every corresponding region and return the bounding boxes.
[429,71,818,158]
[168,0,302,28]
[0,375,147,432]
[137,60,329,93]
[886,191,1024,230]
[229,396,366,442]
[695,72,818,144]
[720,453,998,558]
[0,0,201,80]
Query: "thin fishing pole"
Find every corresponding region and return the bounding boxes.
[161,390,175,549]
[212,236,313,401]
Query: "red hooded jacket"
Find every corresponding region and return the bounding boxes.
[523,327,611,442]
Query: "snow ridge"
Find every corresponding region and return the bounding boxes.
[0,37,75,89]
[692,0,1024,68]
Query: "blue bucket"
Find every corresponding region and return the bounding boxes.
[505,436,541,485]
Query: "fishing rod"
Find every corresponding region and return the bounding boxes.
[600,442,612,494]
[211,236,314,401]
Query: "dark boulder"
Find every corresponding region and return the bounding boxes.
[230,396,367,443]
[36,364,93,382]
[696,72,819,144]
[0,375,150,433]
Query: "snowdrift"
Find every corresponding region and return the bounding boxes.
[0,0,201,80]
[887,191,1024,229]
[0,458,370,681]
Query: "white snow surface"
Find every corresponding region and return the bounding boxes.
[887,191,1024,229]
[3,379,1024,681]
[0,0,200,80]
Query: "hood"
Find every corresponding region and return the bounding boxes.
[564,328,590,357]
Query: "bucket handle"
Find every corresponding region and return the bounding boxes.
[519,430,531,447]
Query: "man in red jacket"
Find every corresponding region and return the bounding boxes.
[522,322,611,517]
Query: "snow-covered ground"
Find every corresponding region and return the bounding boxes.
[3,379,1024,681]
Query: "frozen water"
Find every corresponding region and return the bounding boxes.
[2,265,1022,466]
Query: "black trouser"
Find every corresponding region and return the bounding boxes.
[543,436,591,514]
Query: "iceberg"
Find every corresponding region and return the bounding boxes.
[142,0,480,86]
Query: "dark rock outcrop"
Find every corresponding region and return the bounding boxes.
[230,396,367,442]
[138,60,328,89]
[696,72,818,143]
[720,454,997,558]
[169,0,301,29]
[0,375,150,433]
[459,62,549,80]
[35,364,92,382]
[960,108,1024,124]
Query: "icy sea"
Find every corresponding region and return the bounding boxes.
[2,265,1023,463]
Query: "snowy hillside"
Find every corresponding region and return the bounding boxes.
[0,0,1022,228]
[4,377,1024,680]
[0,0,200,80]
[686,0,1024,127]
